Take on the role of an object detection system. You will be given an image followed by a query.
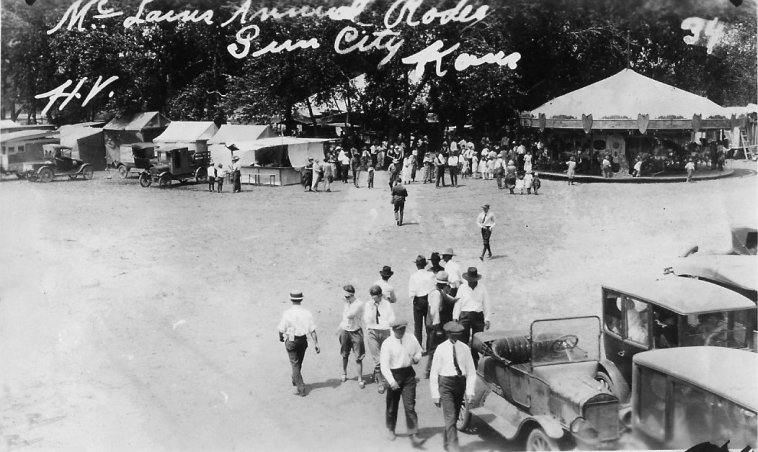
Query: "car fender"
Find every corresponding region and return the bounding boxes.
[77,163,92,174]
[524,415,565,439]
[598,358,630,401]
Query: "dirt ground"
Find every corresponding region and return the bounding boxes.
[1,161,756,452]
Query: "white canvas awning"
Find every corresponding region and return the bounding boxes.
[230,137,332,168]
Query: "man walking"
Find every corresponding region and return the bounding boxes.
[424,272,459,379]
[380,320,423,445]
[277,291,320,397]
[441,248,462,297]
[339,284,366,388]
[364,285,395,393]
[429,321,477,452]
[453,267,492,367]
[391,182,408,226]
[409,255,434,353]
[374,266,397,304]
[476,204,495,260]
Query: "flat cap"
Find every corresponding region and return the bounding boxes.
[443,321,464,334]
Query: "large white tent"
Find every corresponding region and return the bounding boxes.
[231,136,332,168]
[530,69,727,120]
[207,124,277,168]
[153,121,218,153]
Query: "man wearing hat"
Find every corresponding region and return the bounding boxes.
[277,291,320,397]
[408,255,435,353]
[380,319,423,444]
[424,271,459,379]
[475,204,496,261]
[231,155,242,193]
[429,321,476,452]
[391,182,408,226]
[453,267,492,367]
[429,252,444,275]
[302,157,314,192]
[339,284,366,388]
[363,285,396,393]
[374,266,397,304]
[441,248,462,297]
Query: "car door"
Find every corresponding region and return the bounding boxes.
[603,291,651,382]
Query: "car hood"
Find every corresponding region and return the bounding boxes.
[532,361,610,404]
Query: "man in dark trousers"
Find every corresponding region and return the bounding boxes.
[231,155,242,193]
[476,204,495,260]
[453,267,492,367]
[380,320,423,445]
[277,291,320,396]
[429,321,477,452]
[391,182,408,226]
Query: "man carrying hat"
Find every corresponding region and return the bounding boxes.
[429,321,476,452]
[409,255,435,354]
[231,155,242,193]
[476,204,496,261]
[374,266,397,304]
[339,284,366,388]
[424,271,460,379]
[380,319,423,445]
[441,248,462,297]
[453,267,492,367]
[364,285,396,393]
[277,291,320,397]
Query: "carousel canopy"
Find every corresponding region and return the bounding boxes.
[529,69,727,119]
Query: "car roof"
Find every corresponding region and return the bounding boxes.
[634,347,758,411]
[672,255,758,292]
[602,276,755,314]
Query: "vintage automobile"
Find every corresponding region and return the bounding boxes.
[458,316,621,450]
[600,275,756,402]
[680,224,757,257]
[620,347,757,450]
[666,254,758,303]
[24,145,94,182]
[139,147,209,188]
[115,142,156,179]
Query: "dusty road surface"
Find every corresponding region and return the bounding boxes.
[1,161,756,452]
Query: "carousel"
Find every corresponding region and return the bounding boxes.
[520,69,747,175]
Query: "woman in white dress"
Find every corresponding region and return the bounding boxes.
[523,151,533,173]
[402,154,413,184]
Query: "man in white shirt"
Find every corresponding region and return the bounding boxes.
[441,248,462,296]
[476,204,496,260]
[409,255,435,353]
[453,267,492,367]
[447,151,460,187]
[429,321,477,452]
[364,285,396,393]
[424,272,459,379]
[339,284,366,388]
[277,291,320,397]
[374,265,397,303]
[380,320,423,444]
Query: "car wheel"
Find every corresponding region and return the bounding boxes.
[15,173,25,179]
[139,173,152,187]
[456,400,472,431]
[39,167,54,183]
[595,370,629,402]
[526,427,560,451]
[118,165,128,179]
[81,167,94,180]
[159,174,171,188]
[195,167,207,183]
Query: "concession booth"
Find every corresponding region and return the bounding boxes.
[228,136,334,186]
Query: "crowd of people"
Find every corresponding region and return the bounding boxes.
[277,247,492,452]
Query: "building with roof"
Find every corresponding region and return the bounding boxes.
[103,112,170,165]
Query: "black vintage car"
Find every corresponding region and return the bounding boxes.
[138,147,209,188]
[459,316,621,450]
[24,146,94,182]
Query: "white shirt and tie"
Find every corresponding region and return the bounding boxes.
[476,211,496,229]
[364,299,395,330]
[380,333,423,387]
[429,340,477,399]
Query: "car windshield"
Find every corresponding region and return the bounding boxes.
[531,317,600,366]
[681,309,757,350]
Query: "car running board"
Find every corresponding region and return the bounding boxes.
[469,406,520,439]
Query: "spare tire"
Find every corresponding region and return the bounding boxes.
[493,335,531,364]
